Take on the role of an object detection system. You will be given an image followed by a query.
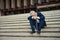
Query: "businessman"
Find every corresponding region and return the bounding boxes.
[28,11,46,34]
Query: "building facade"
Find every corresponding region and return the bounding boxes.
[0,0,60,16]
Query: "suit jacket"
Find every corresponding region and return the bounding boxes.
[28,11,46,28]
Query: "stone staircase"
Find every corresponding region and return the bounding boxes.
[0,10,60,40]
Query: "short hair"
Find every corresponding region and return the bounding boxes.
[30,11,36,14]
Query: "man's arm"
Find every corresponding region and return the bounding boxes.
[28,16,33,20]
[37,12,45,20]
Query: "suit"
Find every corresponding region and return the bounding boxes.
[28,11,46,32]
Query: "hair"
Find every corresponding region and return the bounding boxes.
[30,10,37,16]
[30,10,36,14]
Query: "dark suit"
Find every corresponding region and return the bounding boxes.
[28,11,46,32]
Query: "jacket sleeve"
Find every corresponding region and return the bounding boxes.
[28,16,32,20]
[37,12,45,20]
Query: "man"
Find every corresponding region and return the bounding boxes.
[28,11,46,34]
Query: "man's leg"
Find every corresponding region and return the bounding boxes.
[41,21,47,29]
[37,21,46,34]
[37,23,41,34]
[29,19,35,34]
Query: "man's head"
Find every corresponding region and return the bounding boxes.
[30,11,37,16]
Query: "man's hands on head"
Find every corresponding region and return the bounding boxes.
[32,16,40,23]
[30,11,40,20]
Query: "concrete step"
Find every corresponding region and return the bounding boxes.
[0,28,60,32]
[1,15,60,20]
[0,18,60,22]
[0,24,59,27]
[0,15,60,20]
[0,22,60,26]
[0,14,60,19]
[0,26,60,29]
[0,19,60,23]
[0,21,60,24]
[0,37,60,40]
[0,25,60,28]
[0,15,60,18]
[0,33,60,37]
[0,13,60,17]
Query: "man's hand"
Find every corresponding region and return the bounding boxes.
[32,16,40,20]
[32,16,37,20]
[37,17,40,19]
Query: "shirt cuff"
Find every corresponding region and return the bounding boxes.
[37,17,40,19]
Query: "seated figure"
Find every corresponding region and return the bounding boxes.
[28,11,46,34]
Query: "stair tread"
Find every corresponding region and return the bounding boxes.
[0,28,60,32]
[0,25,60,27]
[0,33,60,37]
[0,37,60,40]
